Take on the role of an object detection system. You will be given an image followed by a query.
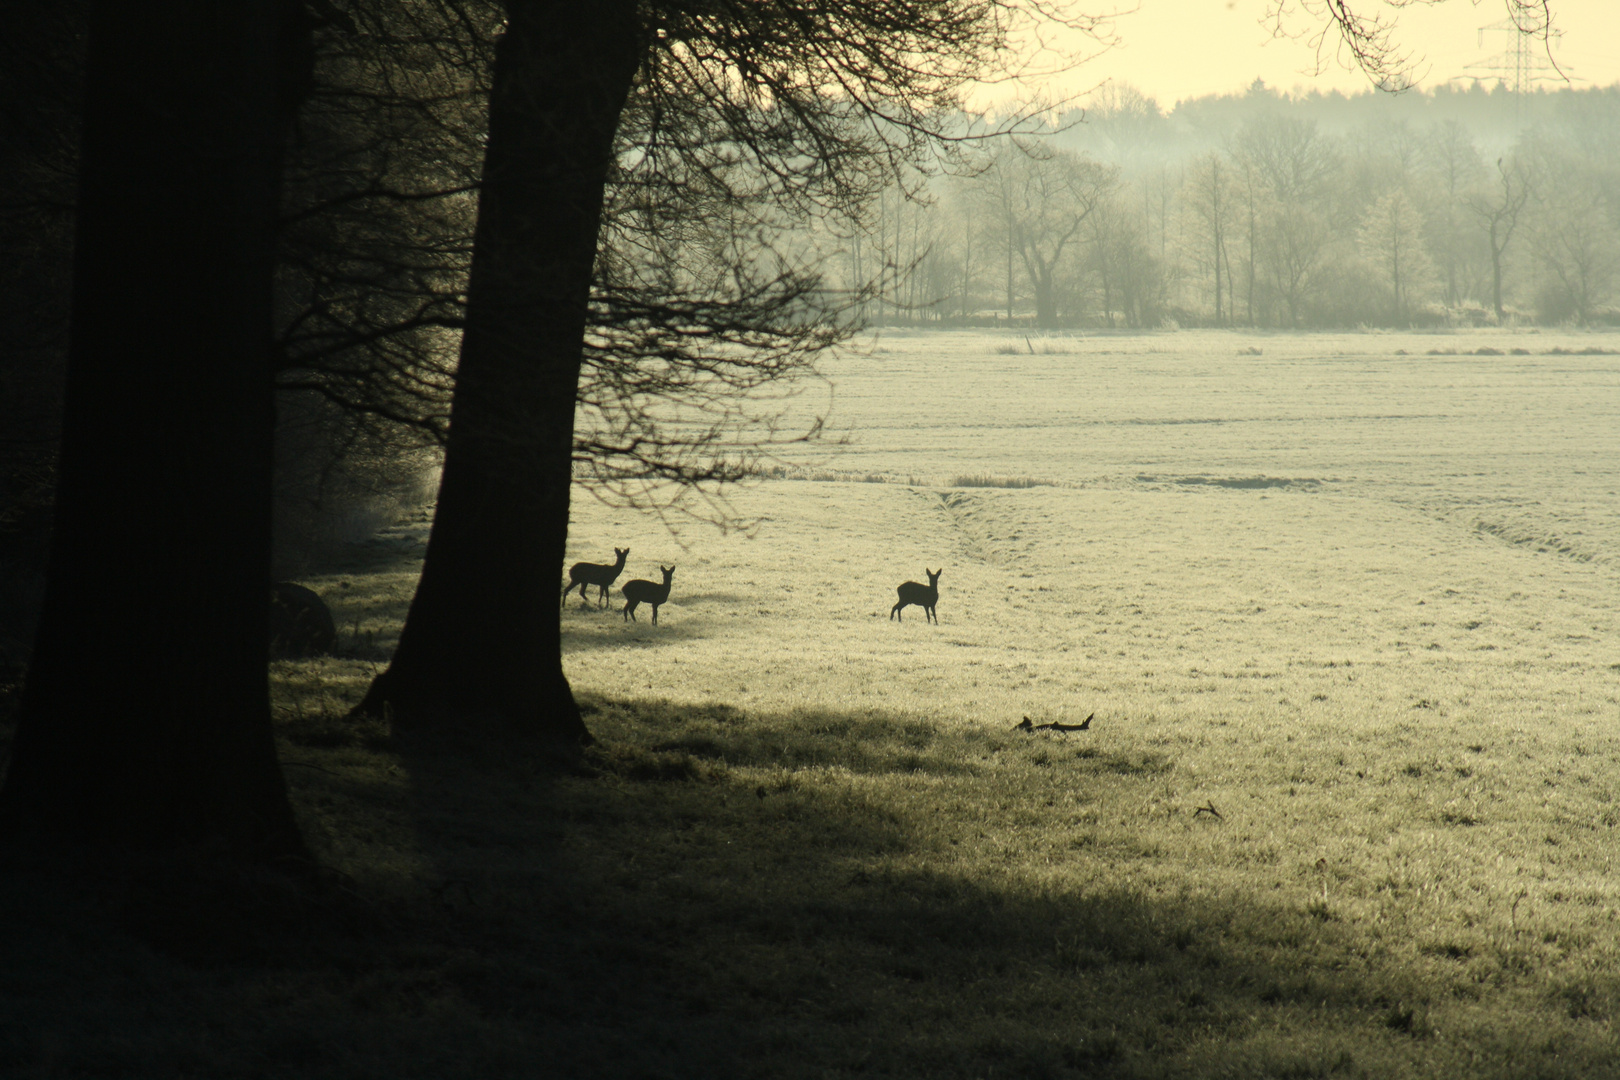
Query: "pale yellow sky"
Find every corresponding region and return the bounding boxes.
[1025,0,1620,107]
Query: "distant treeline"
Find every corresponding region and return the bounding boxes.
[826,80,1620,329]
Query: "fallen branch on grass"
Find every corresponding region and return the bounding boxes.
[1015,713,1093,733]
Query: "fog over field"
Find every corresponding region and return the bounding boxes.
[565,328,1620,734]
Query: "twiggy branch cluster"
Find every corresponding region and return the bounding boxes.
[269,2,1116,522]
[1274,0,1556,91]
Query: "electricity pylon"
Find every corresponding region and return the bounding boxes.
[1466,16,1565,122]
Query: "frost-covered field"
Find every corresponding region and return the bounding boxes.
[245,327,1620,1077]
[561,331,1620,1044]
[564,327,1620,737]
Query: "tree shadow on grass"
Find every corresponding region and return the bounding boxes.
[539,696,1618,1078]
[561,590,828,654]
[4,693,1616,1077]
[560,607,716,653]
[369,695,1617,1078]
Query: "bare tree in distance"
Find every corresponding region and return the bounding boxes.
[1086,186,1165,328]
[1419,119,1489,309]
[1523,147,1617,323]
[968,140,1116,327]
[1359,188,1432,324]
[1228,114,1336,327]
[1231,114,1337,209]
[1465,155,1534,320]
[1183,153,1235,324]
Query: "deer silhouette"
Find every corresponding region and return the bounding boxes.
[563,546,629,608]
[890,568,941,624]
[621,565,675,624]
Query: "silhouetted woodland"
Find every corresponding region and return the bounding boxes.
[844,79,1620,328]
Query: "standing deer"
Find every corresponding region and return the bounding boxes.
[563,546,629,608]
[621,565,675,624]
[890,568,941,624]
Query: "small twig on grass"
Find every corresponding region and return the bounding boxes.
[1510,889,1529,937]
[1193,801,1222,820]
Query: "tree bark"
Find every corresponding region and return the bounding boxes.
[352,1,643,747]
[0,2,304,857]
[1031,269,1057,328]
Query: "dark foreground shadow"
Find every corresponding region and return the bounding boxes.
[2,694,1615,1078]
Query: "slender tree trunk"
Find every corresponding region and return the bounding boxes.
[1445,215,1460,309]
[908,205,920,323]
[1489,220,1507,320]
[1391,237,1403,324]
[1099,247,1114,329]
[0,2,305,857]
[1220,243,1234,328]
[1246,203,1257,327]
[351,1,642,747]
[1211,160,1224,325]
[1006,208,1015,322]
[875,189,886,323]
[1477,161,1528,323]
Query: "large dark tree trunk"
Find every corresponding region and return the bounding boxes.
[352,2,643,746]
[0,2,305,857]
[1031,269,1057,329]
